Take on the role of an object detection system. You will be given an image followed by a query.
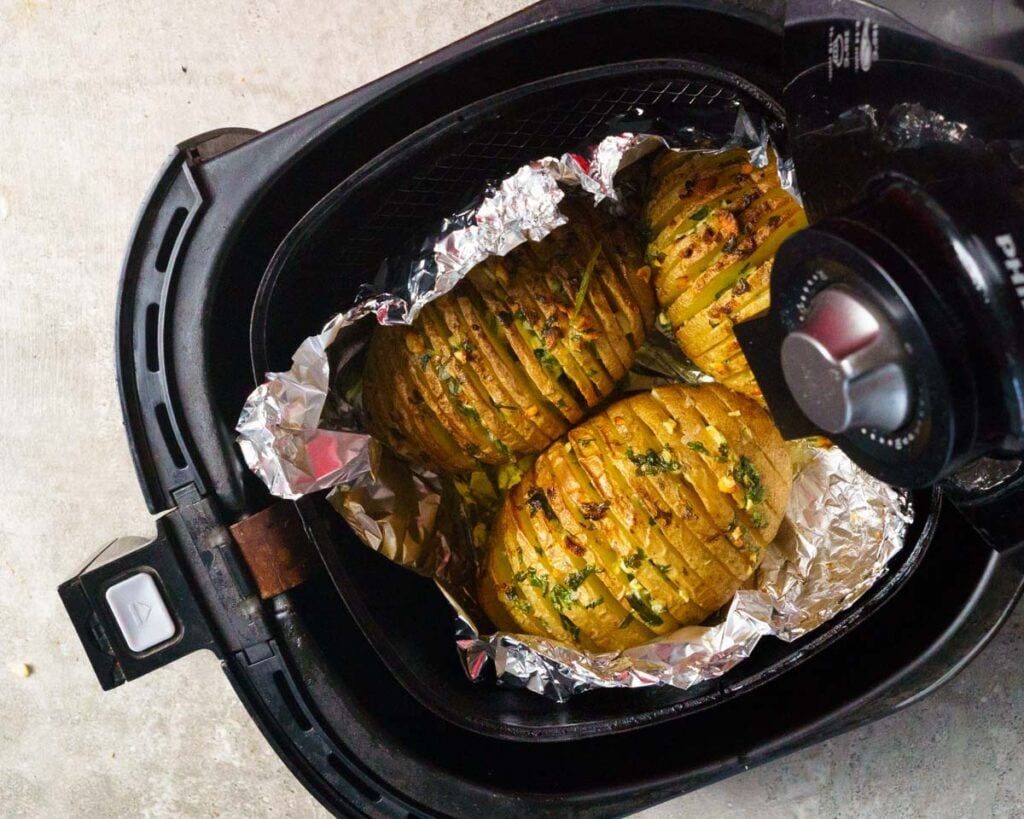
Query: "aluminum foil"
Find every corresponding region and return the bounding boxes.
[234,102,914,700]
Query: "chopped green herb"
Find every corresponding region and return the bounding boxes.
[586,367,599,378]
[687,441,710,456]
[533,347,562,375]
[559,614,581,643]
[441,375,462,399]
[456,403,481,423]
[572,243,603,318]
[625,447,682,476]
[717,442,730,463]
[565,565,597,590]
[624,549,647,570]
[689,204,711,222]
[750,509,769,529]
[617,613,635,629]
[513,308,528,322]
[733,455,766,503]
[515,566,550,596]
[417,351,435,370]
[550,584,575,611]
[625,592,665,627]
[651,561,672,576]
[584,596,604,610]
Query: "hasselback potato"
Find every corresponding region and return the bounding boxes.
[364,199,655,474]
[479,383,792,651]
[645,148,806,399]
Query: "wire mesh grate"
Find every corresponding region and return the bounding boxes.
[334,77,736,275]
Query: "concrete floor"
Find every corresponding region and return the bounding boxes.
[0,1,1021,816]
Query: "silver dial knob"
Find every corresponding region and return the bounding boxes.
[780,287,910,435]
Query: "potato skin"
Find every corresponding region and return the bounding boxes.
[479,383,792,650]
[645,148,806,400]
[364,198,654,474]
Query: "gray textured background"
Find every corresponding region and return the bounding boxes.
[0,1,1020,816]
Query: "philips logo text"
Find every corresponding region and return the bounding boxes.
[995,233,1024,311]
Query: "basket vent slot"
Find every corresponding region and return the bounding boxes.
[154,402,187,470]
[155,207,188,273]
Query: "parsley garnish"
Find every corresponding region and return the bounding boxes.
[624,549,647,570]
[559,614,581,643]
[626,447,681,476]
[565,565,597,590]
[550,584,575,611]
[625,592,665,627]
[733,456,766,503]
[572,242,602,318]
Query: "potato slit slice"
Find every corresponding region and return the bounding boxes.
[560,441,702,628]
[455,286,568,433]
[683,389,790,528]
[412,319,508,463]
[523,459,654,648]
[365,329,478,471]
[567,431,713,621]
[467,270,584,421]
[583,415,741,610]
[419,305,533,454]
[649,387,775,555]
[618,401,755,583]
[500,494,600,649]
[483,544,544,633]
[668,205,806,326]
[434,296,557,449]
[699,385,794,492]
[537,447,669,645]
[513,272,609,405]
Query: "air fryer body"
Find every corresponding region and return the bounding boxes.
[59,2,1024,816]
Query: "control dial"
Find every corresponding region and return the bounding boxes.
[780,287,910,435]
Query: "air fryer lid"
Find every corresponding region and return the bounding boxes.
[737,0,1024,490]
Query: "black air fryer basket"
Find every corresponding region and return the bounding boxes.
[61,2,1024,816]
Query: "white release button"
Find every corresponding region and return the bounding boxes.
[105,573,176,653]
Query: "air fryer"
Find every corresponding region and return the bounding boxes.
[59,2,1024,817]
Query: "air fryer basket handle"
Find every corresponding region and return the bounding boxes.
[948,464,1024,561]
[58,515,219,690]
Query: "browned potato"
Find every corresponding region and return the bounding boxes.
[364,198,654,473]
[479,383,793,650]
[645,148,806,400]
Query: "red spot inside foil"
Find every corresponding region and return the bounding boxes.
[306,432,346,479]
